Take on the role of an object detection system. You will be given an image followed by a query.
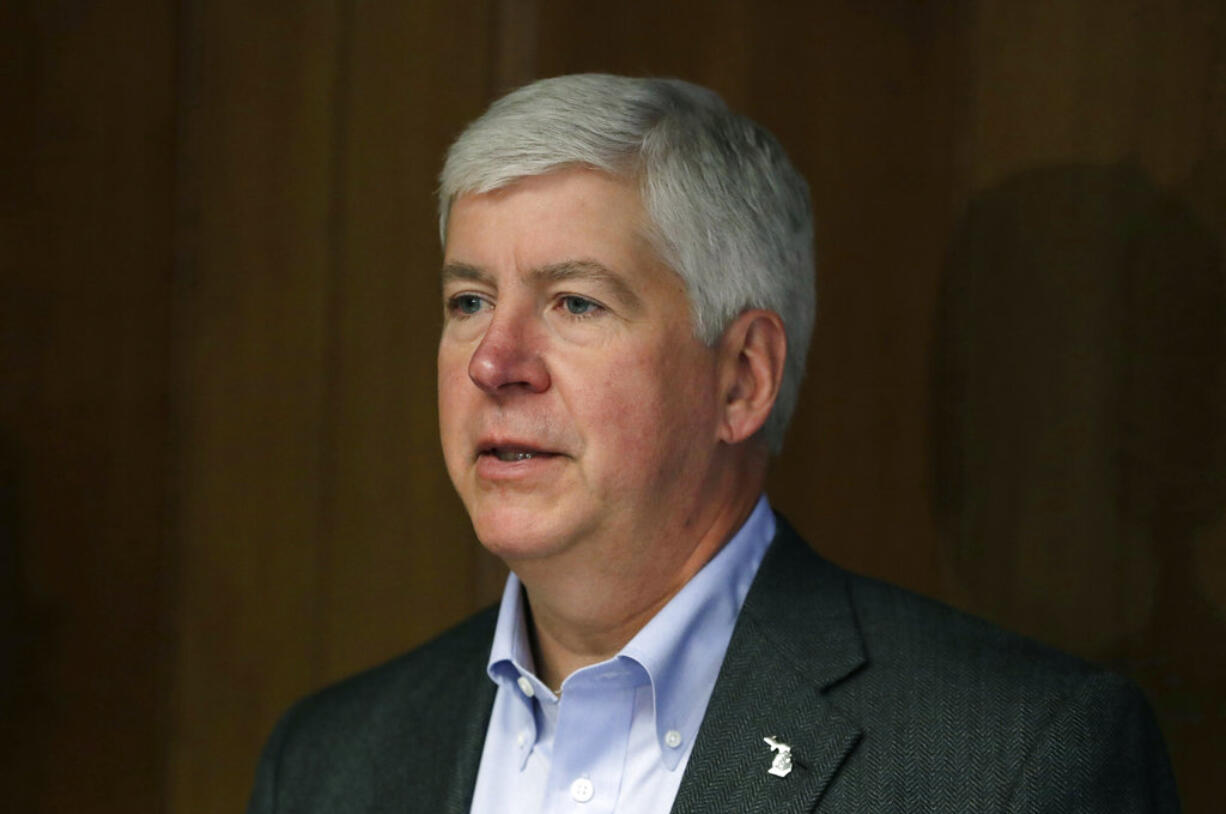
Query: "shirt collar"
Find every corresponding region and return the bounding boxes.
[485,495,776,770]
[486,570,546,769]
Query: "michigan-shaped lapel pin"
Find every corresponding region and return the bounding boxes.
[763,735,793,778]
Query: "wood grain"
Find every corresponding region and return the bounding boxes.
[4,1,1221,811]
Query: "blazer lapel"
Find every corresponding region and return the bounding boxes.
[671,518,866,814]
[438,672,497,814]
[369,610,498,814]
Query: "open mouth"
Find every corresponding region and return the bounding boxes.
[479,445,558,462]
[492,449,540,462]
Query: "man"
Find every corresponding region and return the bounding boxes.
[248,74,1179,813]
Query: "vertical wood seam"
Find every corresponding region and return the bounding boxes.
[314,0,355,686]
[162,0,203,810]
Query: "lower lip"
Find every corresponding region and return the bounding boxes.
[475,452,564,482]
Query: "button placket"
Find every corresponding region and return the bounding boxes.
[548,681,634,813]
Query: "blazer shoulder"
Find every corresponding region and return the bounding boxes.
[747,520,1179,810]
[247,606,499,813]
[765,516,1104,693]
[845,571,1179,810]
[282,604,497,738]
[847,566,1098,682]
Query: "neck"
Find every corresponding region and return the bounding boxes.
[514,456,767,692]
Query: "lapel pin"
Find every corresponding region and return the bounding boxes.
[762,735,793,778]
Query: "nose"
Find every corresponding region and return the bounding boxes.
[467,307,550,395]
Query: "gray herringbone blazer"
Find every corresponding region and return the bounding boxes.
[247,517,1180,812]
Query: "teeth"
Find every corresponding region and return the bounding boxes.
[494,449,537,462]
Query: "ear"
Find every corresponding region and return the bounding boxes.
[716,309,787,445]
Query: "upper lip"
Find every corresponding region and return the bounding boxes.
[475,437,561,459]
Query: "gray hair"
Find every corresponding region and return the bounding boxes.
[438,74,815,453]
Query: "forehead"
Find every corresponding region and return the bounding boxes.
[443,169,655,274]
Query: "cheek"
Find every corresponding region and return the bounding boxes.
[437,348,473,450]
[437,341,472,402]
[575,345,715,479]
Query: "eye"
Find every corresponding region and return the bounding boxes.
[447,293,488,316]
[559,295,602,317]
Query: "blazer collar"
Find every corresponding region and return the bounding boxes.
[670,515,867,814]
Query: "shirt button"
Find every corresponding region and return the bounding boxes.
[516,730,528,748]
[664,729,683,748]
[516,676,535,698]
[570,777,595,803]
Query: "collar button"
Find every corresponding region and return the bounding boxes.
[516,675,535,698]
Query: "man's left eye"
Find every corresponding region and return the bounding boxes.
[560,295,601,316]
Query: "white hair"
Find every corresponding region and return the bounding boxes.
[439,74,816,453]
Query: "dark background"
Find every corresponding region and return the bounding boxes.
[3,1,1224,811]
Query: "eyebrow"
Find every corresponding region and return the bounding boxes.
[440,259,643,312]
[440,262,491,286]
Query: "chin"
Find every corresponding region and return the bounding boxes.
[467,502,580,563]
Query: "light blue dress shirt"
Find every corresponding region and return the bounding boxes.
[469,496,776,813]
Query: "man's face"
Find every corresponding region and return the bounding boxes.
[438,169,724,565]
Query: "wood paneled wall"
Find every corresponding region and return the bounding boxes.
[2,1,178,810]
[4,1,1223,811]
